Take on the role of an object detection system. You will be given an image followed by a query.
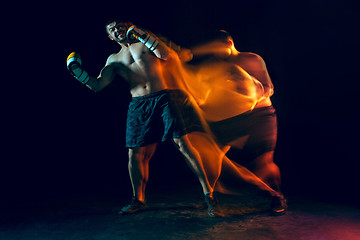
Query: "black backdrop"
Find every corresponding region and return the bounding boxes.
[2,0,359,208]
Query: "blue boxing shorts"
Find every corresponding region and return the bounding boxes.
[125,89,204,148]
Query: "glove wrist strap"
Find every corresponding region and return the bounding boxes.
[71,67,90,84]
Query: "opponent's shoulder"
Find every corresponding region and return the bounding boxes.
[236,52,266,70]
[238,52,264,63]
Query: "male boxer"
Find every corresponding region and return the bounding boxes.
[67,20,224,217]
[188,31,287,215]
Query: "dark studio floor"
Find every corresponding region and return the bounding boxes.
[1,186,360,240]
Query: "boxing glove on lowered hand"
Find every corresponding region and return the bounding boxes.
[66,52,90,84]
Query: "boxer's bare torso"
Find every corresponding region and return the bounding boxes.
[104,42,167,97]
[84,21,169,97]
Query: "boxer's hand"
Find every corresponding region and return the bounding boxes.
[126,25,146,40]
[126,25,159,51]
[66,52,89,84]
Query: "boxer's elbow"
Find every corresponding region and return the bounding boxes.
[86,76,110,92]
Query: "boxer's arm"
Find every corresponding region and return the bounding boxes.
[67,53,118,92]
[85,65,115,92]
[126,25,172,60]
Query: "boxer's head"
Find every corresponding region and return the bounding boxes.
[106,20,133,43]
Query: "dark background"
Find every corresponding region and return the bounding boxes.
[2,0,359,210]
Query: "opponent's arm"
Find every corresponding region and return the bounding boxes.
[66,52,117,92]
[126,25,172,60]
[190,40,231,59]
[158,35,194,62]
[228,64,265,102]
[240,53,274,98]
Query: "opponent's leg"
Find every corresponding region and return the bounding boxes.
[248,151,287,215]
[249,151,287,215]
[249,151,281,192]
[220,155,282,197]
[173,134,223,217]
[186,132,225,189]
[173,134,212,194]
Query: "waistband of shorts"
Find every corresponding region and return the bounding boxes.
[208,105,275,125]
[131,89,186,100]
[252,105,275,113]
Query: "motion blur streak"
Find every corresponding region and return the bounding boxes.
[161,48,279,197]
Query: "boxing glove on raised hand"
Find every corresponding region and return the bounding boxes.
[66,52,90,84]
[126,25,159,51]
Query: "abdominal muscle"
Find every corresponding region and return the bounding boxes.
[129,75,168,97]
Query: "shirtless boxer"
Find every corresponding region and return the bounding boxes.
[66,20,223,217]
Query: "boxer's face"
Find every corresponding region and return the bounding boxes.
[107,21,130,43]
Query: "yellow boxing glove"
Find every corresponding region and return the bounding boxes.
[66,52,89,84]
